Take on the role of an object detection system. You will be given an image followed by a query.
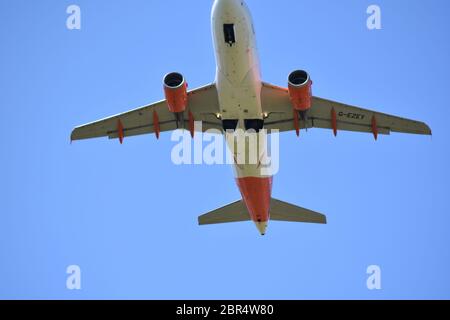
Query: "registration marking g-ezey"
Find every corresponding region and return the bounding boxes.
[338,111,366,120]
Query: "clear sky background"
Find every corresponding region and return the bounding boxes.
[1,0,449,299]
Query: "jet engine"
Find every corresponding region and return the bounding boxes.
[288,70,312,113]
[163,72,188,113]
[163,72,188,128]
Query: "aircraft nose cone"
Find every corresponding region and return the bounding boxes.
[213,0,242,15]
[255,221,268,236]
[216,0,240,4]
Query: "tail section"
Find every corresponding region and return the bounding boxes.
[198,200,250,225]
[198,198,326,233]
[269,198,327,224]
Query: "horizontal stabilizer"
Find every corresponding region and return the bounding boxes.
[198,198,326,226]
[198,200,250,225]
[270,198,327,224]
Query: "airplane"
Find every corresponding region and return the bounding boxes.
[71,0,432,235]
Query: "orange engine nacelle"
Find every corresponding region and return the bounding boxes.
[287,70,312,111]
[163,72,188,113]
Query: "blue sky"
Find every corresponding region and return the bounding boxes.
[0,0,449,299]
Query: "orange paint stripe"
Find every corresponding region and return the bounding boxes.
[371,115,378,141]
[293,110,300,137]
[117,119,124,144]
[189,111,195,138]
[153,110,160,140]
[236,176,273,223]
[331,107,338,137]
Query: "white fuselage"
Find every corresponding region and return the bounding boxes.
[212,0,262,120]
[211,0,268,179]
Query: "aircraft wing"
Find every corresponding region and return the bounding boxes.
[71,84,222,142]
[261,82,432,136]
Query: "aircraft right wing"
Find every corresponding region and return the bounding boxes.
[261,82,432,137]
[71,84,222,142]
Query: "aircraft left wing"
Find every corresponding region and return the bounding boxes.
[71,84,222,142]
[261,82,432,137]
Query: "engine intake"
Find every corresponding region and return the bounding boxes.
[288,70,312,111]
[163,72,188,113]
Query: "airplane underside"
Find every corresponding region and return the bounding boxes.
[70,0,431,235]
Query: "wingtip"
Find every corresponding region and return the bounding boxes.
[422,122,432,136]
